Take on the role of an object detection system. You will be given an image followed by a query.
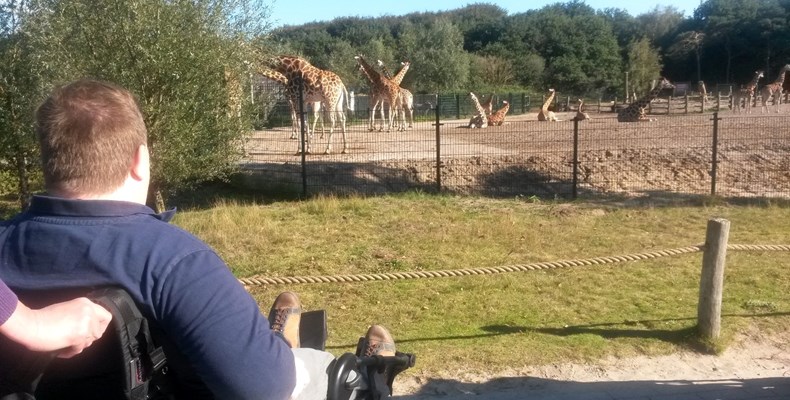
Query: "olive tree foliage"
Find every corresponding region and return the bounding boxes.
[0,0,45,208]
[19,0,271,209]
[626,38,664,96]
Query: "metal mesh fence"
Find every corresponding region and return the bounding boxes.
[242,83,790,200]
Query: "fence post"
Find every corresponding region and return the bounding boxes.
[521,93,527,114]
[435,94,442,193]
[572,119,580,199]
[697,218,730,340]
[684,94,689,114]
[297,77,308,198]
[710,112,720,196]
[455,94,461,120]
[716,90,721,111]
[667,96,672,114]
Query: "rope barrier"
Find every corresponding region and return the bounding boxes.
[237,243,790,287]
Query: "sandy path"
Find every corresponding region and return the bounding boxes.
[393,331,790,399]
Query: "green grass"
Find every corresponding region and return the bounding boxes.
[168,191,790,376]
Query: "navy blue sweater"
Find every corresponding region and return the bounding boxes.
[0,195,295,399]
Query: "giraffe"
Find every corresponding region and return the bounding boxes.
[617,77,675,122]
[376,60,414,130]
[731,70,764,114]
[537,89,560,121]
[261,55,351,154]
[571,99,590,121]
[257,68,324,139]
[760,64,790,113]
[487,100,510,126]
[355,55,402,132]
[467,92,488,128]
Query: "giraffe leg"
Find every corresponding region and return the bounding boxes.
[324,108,336,154]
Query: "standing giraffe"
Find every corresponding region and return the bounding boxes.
[617,78,675,122]
[537,89,560,121]
[376,60,414,130]
[760,64,790,113]
[260,55,351,154]
[731,70,764,114]
[571,99,590,121]
[355,55,402,132]
[487,100,510,126]
[257,68,324,139]
[468,92,488,128]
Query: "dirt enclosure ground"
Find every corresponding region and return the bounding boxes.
[243,109,790,200]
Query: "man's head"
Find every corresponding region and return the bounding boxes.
[36,79,149,202]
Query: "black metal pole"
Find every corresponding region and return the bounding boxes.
[297,77,307,197]
[710,111,719,196]
[435,94,442,193]
[572,119,580,199]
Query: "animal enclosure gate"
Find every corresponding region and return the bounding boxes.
[241,96,790,200]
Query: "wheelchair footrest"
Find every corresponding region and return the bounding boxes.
[327,352,416,400]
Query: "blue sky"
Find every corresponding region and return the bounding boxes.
[269,0,697,28]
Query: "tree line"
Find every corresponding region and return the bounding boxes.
[268,0,790,97]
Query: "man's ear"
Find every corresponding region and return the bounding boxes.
[130,144,150,182]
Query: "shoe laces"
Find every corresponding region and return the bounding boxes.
[270,309,289,333]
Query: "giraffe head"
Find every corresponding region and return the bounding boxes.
[655,77,675,90]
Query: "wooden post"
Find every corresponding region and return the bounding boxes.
[697,218,730,340]
[684,94,689,114]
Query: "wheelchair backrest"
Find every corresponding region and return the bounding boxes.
[0,287,168,400]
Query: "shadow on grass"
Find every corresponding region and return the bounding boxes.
[327,311,789,353]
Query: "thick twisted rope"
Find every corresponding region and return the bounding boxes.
[237,243,790,287]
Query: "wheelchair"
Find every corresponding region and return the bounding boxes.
[0,287,415,400]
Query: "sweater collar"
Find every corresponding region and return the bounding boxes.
[28,195,176,222]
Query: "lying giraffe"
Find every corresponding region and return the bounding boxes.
[760,64,790,113]
[617,78,675,122]
[468,92,489,128]
[376,60,414,130]
[731,71,763,114]
[487,100,510,126]
[537,89,560,121]
[571,99,590,121]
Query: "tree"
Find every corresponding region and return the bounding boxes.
[0,0,46,208]
[627,38,664,96]
[22,0,271,209]
[397,18,470,92]
[667,31,705,82]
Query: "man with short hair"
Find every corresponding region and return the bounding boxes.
[0,79,398,400]
[0,79,295,399]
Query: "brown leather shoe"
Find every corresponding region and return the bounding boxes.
[268,291,302,348]
[357,324,396,357]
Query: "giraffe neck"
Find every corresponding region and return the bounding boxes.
[470,93,487,116]
[356,56,383,84]
[390,63,410,86]
[259,69,289,85]
[771,66,789,86]
[633,85,663,108]
[542,91,555,113]
[746,73,763,90]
